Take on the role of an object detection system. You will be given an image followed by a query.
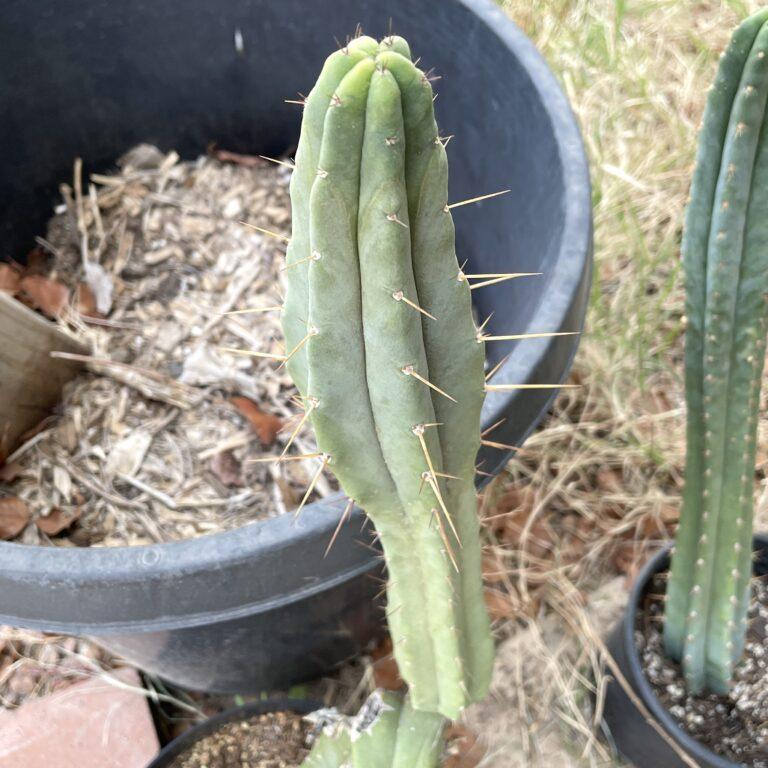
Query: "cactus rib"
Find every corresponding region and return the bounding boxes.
[664,9,768,694]
[282,37,493,717]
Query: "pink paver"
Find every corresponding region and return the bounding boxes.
[0,666,159,767]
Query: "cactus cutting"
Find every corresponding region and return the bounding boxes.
[663,8,768,695]
[302,690,445,768]
[281,34,495,718]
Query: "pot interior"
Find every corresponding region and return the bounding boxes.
[1,0,569,367]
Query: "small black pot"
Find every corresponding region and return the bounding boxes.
[147,698,321,768]
[603,533,768,768]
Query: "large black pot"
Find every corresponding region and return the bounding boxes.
[603,534,768,767]
[0,0,592,692]
[147,698,321,768]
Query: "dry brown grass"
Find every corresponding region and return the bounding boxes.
[467,2,768,765]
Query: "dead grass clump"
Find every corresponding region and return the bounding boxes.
[471,2,768,765]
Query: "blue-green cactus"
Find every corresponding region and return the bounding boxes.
[664,9,768,694]
[281,35,493,718]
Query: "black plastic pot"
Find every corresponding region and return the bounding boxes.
[0,0,592,692]
[603,534,768,768]
[147,698,321,768]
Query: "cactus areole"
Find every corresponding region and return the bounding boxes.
[664,9,768,695]
[281,35,494,718]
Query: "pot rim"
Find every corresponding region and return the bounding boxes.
[0,0,592,632]
[0,493,381,633]
[146,697,322,768]
[618,531,768,768]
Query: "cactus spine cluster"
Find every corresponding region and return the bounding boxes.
[664,9,768,694]
[281,34,493,719]
[302,690,445,768]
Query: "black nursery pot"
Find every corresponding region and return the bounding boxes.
[603,534,768,768]
[0,0,592,692]
[147,698,321,768]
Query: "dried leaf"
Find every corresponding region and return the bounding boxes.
[636,505,678,538]
[0,263,21,293]
[105,430,153,479]
[18,274,69,317]
[35,507,82,536]
[484,587,519,621]
[75,282,100,317]
[482,553,508,584]
[0,497,31,539]
[488,485,536,531]
[370,636,404,692]
[596,468,623,494]
[230,396,283,447]
[444,724,486,768]
[209,450,244,487]
[488,505,553,561]
[23,246,53,275]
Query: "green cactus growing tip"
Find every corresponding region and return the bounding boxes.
[664,8,768,694]
[281,34,493,718]
[301,690,445,768]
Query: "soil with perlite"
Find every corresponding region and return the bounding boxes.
[168,710,310,768]
[639,573,768,766]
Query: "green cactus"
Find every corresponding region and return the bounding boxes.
[664,9,768,694]
[301,726,351,768]
[281,34,493,718]
[301,690,445,768]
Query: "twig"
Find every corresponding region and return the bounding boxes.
[117,473,177,509]
[47,455,145,510]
